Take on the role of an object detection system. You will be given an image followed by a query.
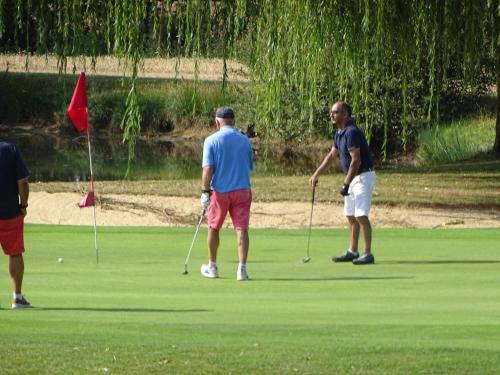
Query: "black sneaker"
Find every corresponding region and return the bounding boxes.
[333,251,359,262]
[352,253,375,265]
[12,296,32,309]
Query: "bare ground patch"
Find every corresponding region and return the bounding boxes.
[0,54,249,81]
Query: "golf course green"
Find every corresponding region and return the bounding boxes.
[1,224,499,374]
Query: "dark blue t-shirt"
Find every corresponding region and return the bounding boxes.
[0,140,29,219]
[334,121,373,175]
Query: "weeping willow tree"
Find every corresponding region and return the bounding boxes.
[495,2,500,157]
[251,0,498,157]
[0,0,252,172]
[0,0,498,160]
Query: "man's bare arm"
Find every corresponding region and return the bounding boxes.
[17,177,29,215]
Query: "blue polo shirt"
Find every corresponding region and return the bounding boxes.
[334,121,373,175]
[202,126,253,193]
[0,140,29,220]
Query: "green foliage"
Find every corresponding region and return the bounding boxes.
[89,81,240,132]
[0,72,246,130]
[0,0,497,160]
[250,0,497,155]
[0,72,70,121]
[0,0,4,38]
[120,83,142,176]
[89,90,127,130]
[164,82,234,119]
[416,116,496,165]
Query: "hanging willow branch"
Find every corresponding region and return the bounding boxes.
[113,0,146,177]
[0,0,5,38]
[249,0,496,155]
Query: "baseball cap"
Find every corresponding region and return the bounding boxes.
[215,106,235,119]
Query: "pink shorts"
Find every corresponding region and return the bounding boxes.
[208,189,252,230]
[0,215,25,256]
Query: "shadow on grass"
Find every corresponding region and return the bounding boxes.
[382,260,500,265]
[231,260,282,264]
[255,276,414,282]
[35,307,213,313]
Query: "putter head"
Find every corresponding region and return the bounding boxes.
[301,257,311,264]
[182,268,189,275]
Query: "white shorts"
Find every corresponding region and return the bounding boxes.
[344,171,376,217]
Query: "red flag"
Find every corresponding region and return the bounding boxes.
[67,72,88,132]
[79,191,95,208]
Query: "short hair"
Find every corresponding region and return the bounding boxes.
[341,102,352,117]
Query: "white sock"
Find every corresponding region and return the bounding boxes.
[238,262,246,271]
[348,249,358,255]
[208,261,217,268]
[14,292,22,299]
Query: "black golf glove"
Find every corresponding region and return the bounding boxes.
[339,183,350,196]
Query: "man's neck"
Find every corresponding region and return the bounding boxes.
[338,119,352,130]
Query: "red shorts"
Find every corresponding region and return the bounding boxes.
[0,215,25,256]
[208,189,252,230]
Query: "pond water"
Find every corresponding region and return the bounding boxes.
[2,129,203,181]
[1,128,309,182]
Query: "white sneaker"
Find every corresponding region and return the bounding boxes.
[200,264,219,279]
[237,267,249,281]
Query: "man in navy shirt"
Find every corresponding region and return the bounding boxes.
[0,139,32,307]
[309,101,376,265]
[200,107,253,280]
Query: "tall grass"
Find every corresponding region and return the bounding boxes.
[0,72,247,130]
[416,116,495,165]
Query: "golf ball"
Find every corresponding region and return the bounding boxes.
[58,258,64,263]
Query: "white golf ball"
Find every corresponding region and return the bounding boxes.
[58,258,64,263]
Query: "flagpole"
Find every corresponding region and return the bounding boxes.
[86,127,99,264]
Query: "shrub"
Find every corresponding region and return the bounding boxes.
[416,116,495,165]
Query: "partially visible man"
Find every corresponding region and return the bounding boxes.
[309,101,376,265]
[200,106,253,280]
[0,139,32,308]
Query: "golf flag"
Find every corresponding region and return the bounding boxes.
[67,72,88,132]
[79,190,95,208]
[67,71,100,263]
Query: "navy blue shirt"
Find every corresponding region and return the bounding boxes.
[334,121,373,175]
[0,140,29,220]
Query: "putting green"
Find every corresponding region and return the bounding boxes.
[0,225,499,374]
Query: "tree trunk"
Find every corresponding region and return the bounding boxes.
[495,22,500,157]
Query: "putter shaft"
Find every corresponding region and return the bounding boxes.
[303,185,316,262]
[182,209,206,274]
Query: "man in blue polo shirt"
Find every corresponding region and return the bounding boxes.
[309,101,376,265]
[200,107,253,280]
[0,139,32,308]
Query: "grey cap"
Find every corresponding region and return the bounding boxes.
[215,106,235,119]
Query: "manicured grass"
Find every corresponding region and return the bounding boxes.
[1,225,499,374]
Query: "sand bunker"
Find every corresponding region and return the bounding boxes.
[26,191,500,229]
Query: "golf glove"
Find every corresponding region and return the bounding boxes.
[339,183,350,196]
[201,191,211,209]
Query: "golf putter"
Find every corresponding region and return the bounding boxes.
[182,208,206,275]
[301,184,316,264]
